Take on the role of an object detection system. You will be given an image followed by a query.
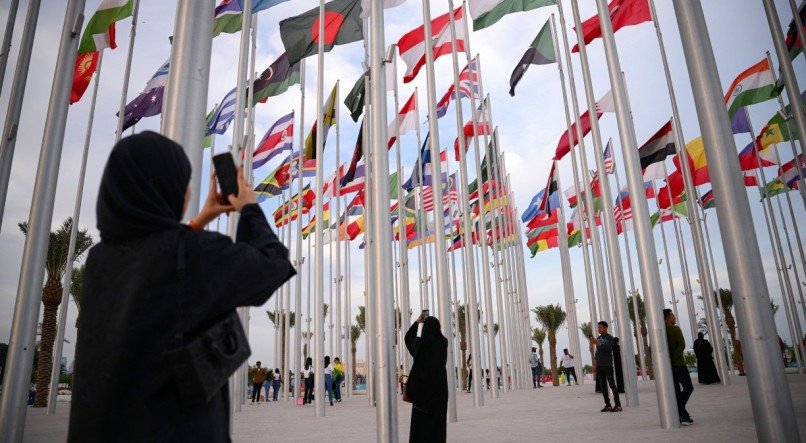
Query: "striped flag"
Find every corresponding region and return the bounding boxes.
[436,57,479,118]
[253,111,294,169]
[638,121,675,181]
[724,58,777,119]
[603,138,615,174]
[388,92,419,146]
[398,7,465,84]
[206,87,238,135]
[422,174,458,212]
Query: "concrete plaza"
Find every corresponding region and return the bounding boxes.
[23,371,806,441]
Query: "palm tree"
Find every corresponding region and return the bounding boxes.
[301,332,313,360]
[356,305,366,332]
[627,293,652,375]
[19,218,93,407]
[70,265,85,328]
[580,322,595,372]
[699,288,745,375]
[350,324,362,388]
[532,304,567,386]
[532,327,546,370]
[266,310,296,371]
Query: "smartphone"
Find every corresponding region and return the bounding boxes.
[422,309,429,319]
[212,153,239,203]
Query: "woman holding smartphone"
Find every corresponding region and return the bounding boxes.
[404,313,448,442]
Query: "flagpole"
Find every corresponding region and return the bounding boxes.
[329,200,335,358]
[489,128,511,392]
[114,0,140,143]
[0,0,20,98]
[612,159,648,381]
[245,15,260,407]
[0,0,41,235]
[648,0,729,384]
[419,0,459,420]
[391,47,413,371]
[504,170,529,389]
[345,228,353,396]
[0,0,85,436]
[455,5,499,398]
[745,110,805,372]
[673,1,798,438]
[556,2,599,329]
[334,85,344,382]
[568,4,638,402]
[445,1,484,406]
[498,162,522,389]
[541,16,579,383]
[46,51,104,414]
[593,0,676,425]
[762,0,806,168]
[659,166,679,322]
[670,207,697,343]
[293,58,307,403]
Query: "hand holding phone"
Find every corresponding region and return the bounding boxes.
[422,309,429,319]
[212,153,239,203]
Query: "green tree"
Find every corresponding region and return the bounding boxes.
[532,304,567,386]
[70,265,85,328]
[532,327,546,369]
[19,218,93,407]
[700,288,745,375]
[579,322,595,373]
[684,351,697,368]
[627,293,652,376]
[350,324,362,388]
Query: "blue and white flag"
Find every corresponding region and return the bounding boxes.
[206,87,238,136]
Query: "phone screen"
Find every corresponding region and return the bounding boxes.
[422,309,429,318]
[212,153,239,202]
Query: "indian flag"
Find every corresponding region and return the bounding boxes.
[469,0,556,31]
[724,58,776,119]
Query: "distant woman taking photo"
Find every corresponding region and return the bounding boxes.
[69,132,294,441]
[404,314,448,442]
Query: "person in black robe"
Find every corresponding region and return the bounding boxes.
[405,315,448,443]
[68,132,294,441]
[613,337,625,394]
[693,332,721,384]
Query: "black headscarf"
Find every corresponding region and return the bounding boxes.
[97,131,192,242]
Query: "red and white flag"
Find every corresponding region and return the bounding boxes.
[554,90,614,160]
[388,92,418,147]
[572,0,651,53]
[397,7,465,84]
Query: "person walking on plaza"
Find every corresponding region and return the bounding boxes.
[466,355,473,393]
[303,357,314,405]
[250,362,267,404]
[665,309,694,425]
[693,332,720,384]
[559,349,578,386]
[333,357,345,402]
[68,132,294,440]
[405,314,448,442]
[324,356,335,406]
[529,347,542,388]
[272,368,282,401]
[591,321,621,412]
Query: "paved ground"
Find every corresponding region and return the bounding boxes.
[23,372,806,442]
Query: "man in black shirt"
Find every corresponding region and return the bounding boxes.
[591,321,621,412]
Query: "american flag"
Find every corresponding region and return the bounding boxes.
[603,138,615,174]
[422,173,458,212]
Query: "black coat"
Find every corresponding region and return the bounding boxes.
[68,132,294,441]
[404,318,448,443]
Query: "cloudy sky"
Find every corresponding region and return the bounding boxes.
[0,0,804,378]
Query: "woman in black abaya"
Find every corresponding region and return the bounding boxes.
[405,315,448,443]
[68,132,294,441]
[693,332,721,384]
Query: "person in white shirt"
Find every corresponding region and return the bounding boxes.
[528,348,543,388]
[559,349,578,386]
[324,356,335,406]
[302,357,314,405]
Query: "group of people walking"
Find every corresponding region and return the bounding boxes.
[301,356,345,407]
[249,361,284,404]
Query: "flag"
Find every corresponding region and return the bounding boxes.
[70,0,135,104]
[422,174,458,212]
[360,0,406,18]
[672,136,710,186]
[344,70,368,122]
[509,19,556,96]
[779,154,806,189]
[731,107,751,134]
[554,90,614,160]
[757,90,806,150]
[436,57,480,118]
[402,134,448,190]
[538,162,559,214]
[274,185,316,227]
[724,58,777,119]
[760,178,789,200]
[603,138,615,174]
[118,58,169,130]
[468,0,556,31]
[253,111,294,169]
[737,141,775,172]
[341,121,364,187]
[214,0,291,37]
[250,52,301,105]
[638,121,675,180]
[398,7,465,84]
[206,87,238,135]
[254,153,315,201]
[572,0,651,52]
[304,84,339,160]
[302,201,331,238]
[388,92,418,147]
[700,190,715,210]
[279,0,364,65]
[785,2,806,59]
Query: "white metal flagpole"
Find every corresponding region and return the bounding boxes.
[294,59,306,402]
[115,0,140,143]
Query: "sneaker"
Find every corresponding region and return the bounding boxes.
[612,405,622,412]
[330,400,334,406]
[680,418,693,426]
[601,405,612,412]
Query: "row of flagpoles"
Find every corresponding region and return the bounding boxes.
[0,0,803,441]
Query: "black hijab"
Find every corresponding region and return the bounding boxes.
[97,131,192,242]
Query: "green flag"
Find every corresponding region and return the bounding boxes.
[509,18,556,96]
[344,70,368,122]
[279,0,364,65]
[469,0,556,31]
